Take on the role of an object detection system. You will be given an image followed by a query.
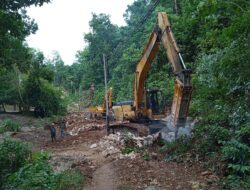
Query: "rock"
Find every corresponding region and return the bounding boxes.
[150,179,159,185]
[108,145,114,150]
[90,143,97,149]
[136,140,143,147]
[143,135,153,146]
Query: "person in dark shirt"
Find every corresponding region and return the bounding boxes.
[50,123,56,142]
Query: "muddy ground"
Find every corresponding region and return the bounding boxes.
[0,113,219,190]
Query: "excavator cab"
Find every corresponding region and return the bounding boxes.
[146,89,164,115]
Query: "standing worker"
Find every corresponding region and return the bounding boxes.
[50,123,56,142]
[60,119,66,138]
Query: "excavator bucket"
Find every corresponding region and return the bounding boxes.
[171,79,192,127]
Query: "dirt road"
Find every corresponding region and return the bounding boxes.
[1,113,219,190]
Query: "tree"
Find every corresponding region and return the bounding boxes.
[0,0,51,70]
[23,50,66,117]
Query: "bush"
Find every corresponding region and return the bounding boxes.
[193,124,230,156]
[0,119,21,133]
[222,175,250,190]
[0,138,85,190]
[222,140,250,176]
[4,160,56,190]
[3,150,84,190]
[0,138,31,186]
[24,78,66,117]
[160,136,192,161]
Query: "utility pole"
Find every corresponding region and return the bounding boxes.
[78,87,80,112]
[103,54,109,133]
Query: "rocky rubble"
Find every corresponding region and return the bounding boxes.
[91,132,160,160]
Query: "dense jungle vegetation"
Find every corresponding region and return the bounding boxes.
[0,0,249,189]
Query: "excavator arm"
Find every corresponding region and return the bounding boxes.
[134,12,192,127]
[134,29,160,112]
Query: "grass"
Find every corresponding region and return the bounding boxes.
[55,169,85,190]
[0,119,21,133]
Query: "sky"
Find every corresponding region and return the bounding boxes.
[26,0,135,65]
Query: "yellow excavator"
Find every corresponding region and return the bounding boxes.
[88,87,113,118]
[113,12,192,128]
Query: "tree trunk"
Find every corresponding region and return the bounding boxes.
[174,0,179,15]
[2,103,6,112]
[13,64,25,112]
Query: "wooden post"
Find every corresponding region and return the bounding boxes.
[103,54,109,132]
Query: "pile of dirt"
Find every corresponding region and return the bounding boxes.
[45,129,106,149]
[65,112,106,136]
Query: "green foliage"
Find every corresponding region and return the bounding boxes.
[0,0,67,116]
[0,119,21,133]
[121,132,138,155]
[222,175,250,190]
[0,0,50,69]
[143,150,150,161]
[4,159,85,190]
[54,169,84,190]
[193,125,230,155]
[5,159,56,190]
[172,0,250,188]
[160,136,192,161]
[222,140,250,176]
[22,50,66,117]
[121,185,131,190]
[0,138,31,186]
[0,139,84,190]
[121,147,136,155]
[0,69,20,105]
[32,151,50,162]
[24,77,66,116]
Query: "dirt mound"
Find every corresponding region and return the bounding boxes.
[65,112,105,136]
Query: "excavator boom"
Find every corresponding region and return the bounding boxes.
[134,31,159,111]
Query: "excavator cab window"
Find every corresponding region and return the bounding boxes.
[146,89,164,114]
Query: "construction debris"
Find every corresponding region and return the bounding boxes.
[95,132,161,160]
[65,112,105,136]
